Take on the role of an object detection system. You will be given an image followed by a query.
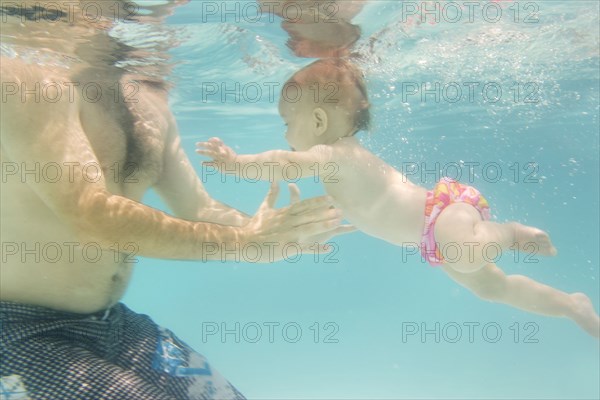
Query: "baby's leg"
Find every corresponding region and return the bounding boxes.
[434,203,557,273]
[442,263,600,338]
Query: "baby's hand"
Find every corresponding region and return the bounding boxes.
[196,137,238,173]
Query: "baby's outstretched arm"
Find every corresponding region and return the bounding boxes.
[196,137,334,182]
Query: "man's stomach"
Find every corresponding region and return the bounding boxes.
[1,181,135,314]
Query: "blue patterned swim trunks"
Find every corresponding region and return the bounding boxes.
[0,301,245,400]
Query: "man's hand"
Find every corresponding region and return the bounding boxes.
[241,182,343,262]
[196,137,239,174]
[287,183,356,252]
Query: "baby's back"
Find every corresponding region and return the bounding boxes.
[324,139,428,246]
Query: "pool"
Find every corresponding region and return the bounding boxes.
[118,1,600,398]
[3,0,598,399]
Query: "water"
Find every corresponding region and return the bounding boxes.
[8,0,596,398]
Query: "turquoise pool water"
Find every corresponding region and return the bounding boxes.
[122,1,600,398]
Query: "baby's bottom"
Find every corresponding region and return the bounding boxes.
[433,202,557,273]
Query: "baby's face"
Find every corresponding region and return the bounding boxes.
[278,99,323,151]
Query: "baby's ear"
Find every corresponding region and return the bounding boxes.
[313,107,328,136]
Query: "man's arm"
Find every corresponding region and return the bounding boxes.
[155,121,250,227]
[0,67,340,262]
[196,137,334,182]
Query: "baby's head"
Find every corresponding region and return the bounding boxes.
[279,59,370,151]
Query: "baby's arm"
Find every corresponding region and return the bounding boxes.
[196,137,334,182]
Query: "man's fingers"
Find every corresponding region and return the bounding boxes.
[288,183,300,204]
[287,195,334,215]
[260,182,280,211]
[334,224,357,235]
[287,208,341,228]
[290,217,342,239]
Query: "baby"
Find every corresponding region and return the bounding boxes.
[197,59,600,337]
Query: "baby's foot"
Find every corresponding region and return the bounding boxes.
[509,222,558,256]
[570,292,600,338]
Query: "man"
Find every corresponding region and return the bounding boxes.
[0,1,344,398]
